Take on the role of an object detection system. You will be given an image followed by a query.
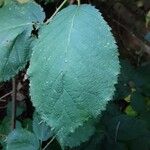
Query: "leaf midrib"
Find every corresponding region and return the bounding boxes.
[63,7,79,68]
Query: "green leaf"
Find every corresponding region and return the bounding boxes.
[7,101,26,117]
[114,60,135,99]
[0,117,23,149]
[0,0,4,7]
[6,129,40,150]
[28,4,119,147]
[134,63,150,96]
[60,120,95,148]
[0,1,45,82]
[101,102,121,125]
[33,112,54,141]
[124,105,137,117]
[73,130,105,150]
[0,117,22,141]
[140,111,150,130]
[22,118,33,132]
[131,92,146,113]
[107,115,149,141]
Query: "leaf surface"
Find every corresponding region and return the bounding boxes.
[6,129,39,150]
[59,120,95,148]
[0,1,45,81]
[32,112,54,141]
[28,4,120,147]
[0,117,21,141]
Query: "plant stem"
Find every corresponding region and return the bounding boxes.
[77,0,80,5]
[115,121,120,142]
[40,140,43,150]
[42,136,56,150]
[11,77,17,130]
[0,91,12,101]
[0,106,7,109]
[46,0,68,24]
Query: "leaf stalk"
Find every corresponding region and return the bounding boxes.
[11,77,17,130]
[46,0,68,24]
[77,0,80,6]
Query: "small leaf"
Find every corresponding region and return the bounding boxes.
[124,94,131,102]
[6,129,40,150]
[131,92,146,113]
[124,105,137,117]
[33,112,54,141]
[0,117,21,141]
[22,118,33,132]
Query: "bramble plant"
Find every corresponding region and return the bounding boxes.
[0,0,150,150]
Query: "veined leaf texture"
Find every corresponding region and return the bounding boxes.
[28,4,120,148]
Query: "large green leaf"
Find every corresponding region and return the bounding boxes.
[0,1,45,82]
[28,4,120,147]
[6,129,40,150]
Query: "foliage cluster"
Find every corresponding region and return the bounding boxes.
[0,0,149,150]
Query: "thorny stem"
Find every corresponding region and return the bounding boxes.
[11,77,17,130]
